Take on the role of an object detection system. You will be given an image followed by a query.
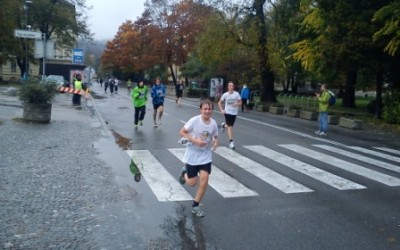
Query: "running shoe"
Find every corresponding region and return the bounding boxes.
[221,122,226,131]
[319,132,327,136]
[192,206,205,217]
[179,166,187,184]
[139,120,143,126]
[229,141,235,149]
[315,130,321,135]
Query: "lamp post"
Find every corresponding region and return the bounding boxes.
[24,0,33,80]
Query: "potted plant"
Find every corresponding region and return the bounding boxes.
[287,104,301,117]
[269,102,284,114]
[18,80,57,123]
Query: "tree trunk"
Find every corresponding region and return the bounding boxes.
[254,0,276,103]
[374,69,383,119]
[169,64,177,85]
[341,68,357,108]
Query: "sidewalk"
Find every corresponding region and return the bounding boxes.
[0,89,118,249]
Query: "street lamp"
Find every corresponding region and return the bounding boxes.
[24,0,33,80]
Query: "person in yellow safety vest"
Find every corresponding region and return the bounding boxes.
[72,74,83,105]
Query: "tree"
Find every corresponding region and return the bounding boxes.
[0,0,21,65]
[291,0,393,109]
[373,1,400,57]
[0,0,92,77]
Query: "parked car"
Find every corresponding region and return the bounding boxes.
[43,75,69,88]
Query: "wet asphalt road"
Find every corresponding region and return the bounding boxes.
[1,84,400,249]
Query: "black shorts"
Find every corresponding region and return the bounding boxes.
[224,114,237,127]
[176,91,183,98]
[153,103,164,110]
[186,162,212,178]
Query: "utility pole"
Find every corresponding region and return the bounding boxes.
[24,0,33,80]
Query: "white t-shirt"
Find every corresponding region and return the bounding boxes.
[220,91,241,115]
[183,115,218,165]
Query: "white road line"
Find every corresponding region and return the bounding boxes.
[314,145,400,174]
[126,150,193,202]
[281,145,400,187]
[245,145,366,190]
[373,147,400,156]
[168,148,258,198]
[348,146,400,164]
[215,147,313,194]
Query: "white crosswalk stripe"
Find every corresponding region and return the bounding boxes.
[348,146,400,163]
[168,148,258,198]
[280,144,400,187]
[214,147,314,193]
[245,145,366,190]
[373,147,400,156]
[126,150,193,202]
[125,144,400,202]
[314,145,400,173]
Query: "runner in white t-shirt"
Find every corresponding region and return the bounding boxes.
[178,99,218,218]
[218,81,242,149]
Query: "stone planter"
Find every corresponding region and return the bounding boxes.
[23,103,52,123]
[300,110,318,120]
[256,104,268,112]
[338,117,362,129]
[287,109,300,117]
[269,106,284,115]
[328,115,339,125]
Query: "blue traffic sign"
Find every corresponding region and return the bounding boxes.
[72,48,84,64]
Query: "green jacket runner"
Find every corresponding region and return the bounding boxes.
[132,85,148,107]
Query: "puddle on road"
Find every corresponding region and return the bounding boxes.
[110,129,132,150]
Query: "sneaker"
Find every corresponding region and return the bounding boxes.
[315,130,321,135]
[192,206,205,217]
[139,120,143,126]
[179,166,187,184]
[134,124,138,129]
[229,141,235,149]
[319,132,327,136]
[154,123,158,128]
[221,122,226,131]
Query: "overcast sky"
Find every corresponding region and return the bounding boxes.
[85,0,146,40]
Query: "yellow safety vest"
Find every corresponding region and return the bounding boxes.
[74,80,83,90]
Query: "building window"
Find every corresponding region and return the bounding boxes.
[11,62,17,73]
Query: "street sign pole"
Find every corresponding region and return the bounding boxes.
[42,33,46,80]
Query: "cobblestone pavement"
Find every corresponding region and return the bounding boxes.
[0,91,170,250]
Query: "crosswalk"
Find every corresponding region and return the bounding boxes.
[125,144,400,202]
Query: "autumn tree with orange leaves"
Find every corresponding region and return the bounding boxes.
[100,0,212,83]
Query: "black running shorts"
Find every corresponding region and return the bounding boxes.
[186,162,212,178]
[224,114,237,127]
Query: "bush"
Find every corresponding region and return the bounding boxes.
[187,88,208,98]
[18,80,58,104]
[382,91,400,124]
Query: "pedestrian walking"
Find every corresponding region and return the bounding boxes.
[99,78,103,87]
[127,79,132,94]
[178,99,219,218]
[104,78,109,93]
[151,79,166,127]
[132,81,148,129]
[114,78,119,93]
[175,80,184,106]
[72,74,83,105]
[315,83,330,136]
[218,81,241,149]
[109,78,115,94]
[240,83,251,112]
